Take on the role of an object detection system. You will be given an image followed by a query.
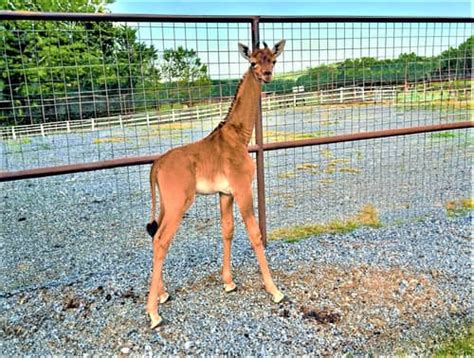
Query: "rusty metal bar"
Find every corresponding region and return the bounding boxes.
[0,154,161,181]
[1,121,472,183]
[0,11,472,23]
[0,11,255,23]
[250,17,269,247]
[261,121,474,151]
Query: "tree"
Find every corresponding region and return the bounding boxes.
[160,47,211,106]
[161,47,207,82]
[437,36,473,80]
[0,0,159,125]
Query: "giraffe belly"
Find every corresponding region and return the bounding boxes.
[196,176,232,195]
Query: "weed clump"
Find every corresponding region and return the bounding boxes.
[269,204,381,242]
[445,198,474,217]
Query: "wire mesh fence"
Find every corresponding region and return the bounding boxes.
[1,14,473,246]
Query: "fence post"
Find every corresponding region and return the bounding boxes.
[196,107,200,120]
[219,102,223,118]
[146,113,150,127]
[11,127,16,140]
[66,121,71,133]
[91,118,95,131]
[251,17,268,247]
[172,109,175,122]
[339,87,344,103]
[40,123,45,137]
[119,115,123,129]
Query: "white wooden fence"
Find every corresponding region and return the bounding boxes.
[1,84,465,140]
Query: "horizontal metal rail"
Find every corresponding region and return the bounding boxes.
[0,11,472,23]
[1,121,472,182]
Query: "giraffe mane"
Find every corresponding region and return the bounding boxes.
[208,70,250,135]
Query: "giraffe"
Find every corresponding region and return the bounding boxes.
[146,40,286,328]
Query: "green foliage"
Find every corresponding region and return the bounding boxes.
[295,37,472,91]
[159,47,211,106]
[161,47,207,82]
[5,136,31,153]
[431,132,460,139]
[445,198,474,217]
[0,0,159,125]
[432,325,474,357]
[5,0,114,12]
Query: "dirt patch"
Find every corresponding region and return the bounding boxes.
[302,307,342,324]
[275,263,450,345]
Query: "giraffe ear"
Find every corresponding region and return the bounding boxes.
[273,39,286,58]
[238,43,251,60]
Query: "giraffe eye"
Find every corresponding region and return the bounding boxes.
[251,62,257,67]
[272,60,277,64]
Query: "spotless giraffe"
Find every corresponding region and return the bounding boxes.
[146,40,286,328]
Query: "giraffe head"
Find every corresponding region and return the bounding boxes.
[238,40,286,83]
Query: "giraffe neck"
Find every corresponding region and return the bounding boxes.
[212,68,261,145]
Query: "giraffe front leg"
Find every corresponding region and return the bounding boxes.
[219,193,237,293]
[234,187,284,303]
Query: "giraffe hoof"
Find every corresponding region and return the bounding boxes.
[224,282,237,293]
[149,313,163,330]
[272,291,285,304]
[159,292,170,304]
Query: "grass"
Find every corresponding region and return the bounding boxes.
[5,137,31,153]
[296,163,319,173]
[432,325,474,357]
[445,198,474,217]
[277,157,361,180]
[277,163,318,179]
[431,132,461,139]
[320,119,340,126]
[142,121,196,140]
[277,172,296,179]
[414,79,473,91]
[399,98,474,112]
[265,130,335,142]
[269,204,381,243]
[92,137,128,145]
[321,149,333,159]
[156,122,195,131]
[324,159,360,174]
[320,178,334,185]
[338,167,362,174]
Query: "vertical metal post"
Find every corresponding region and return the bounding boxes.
[251,17,268,247]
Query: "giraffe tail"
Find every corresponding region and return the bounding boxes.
[146,162,159,238]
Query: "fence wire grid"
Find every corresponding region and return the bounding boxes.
[1,15,473,250]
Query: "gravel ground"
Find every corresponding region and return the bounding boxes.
[1,105,473,355]
[0,211,471,355]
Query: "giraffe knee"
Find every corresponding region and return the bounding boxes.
[249,231,263,250]
[222,220,234,240]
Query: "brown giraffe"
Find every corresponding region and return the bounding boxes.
[146,40,286,328]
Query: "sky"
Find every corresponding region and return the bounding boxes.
[109,0,473,17]
[107,1,473,79]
